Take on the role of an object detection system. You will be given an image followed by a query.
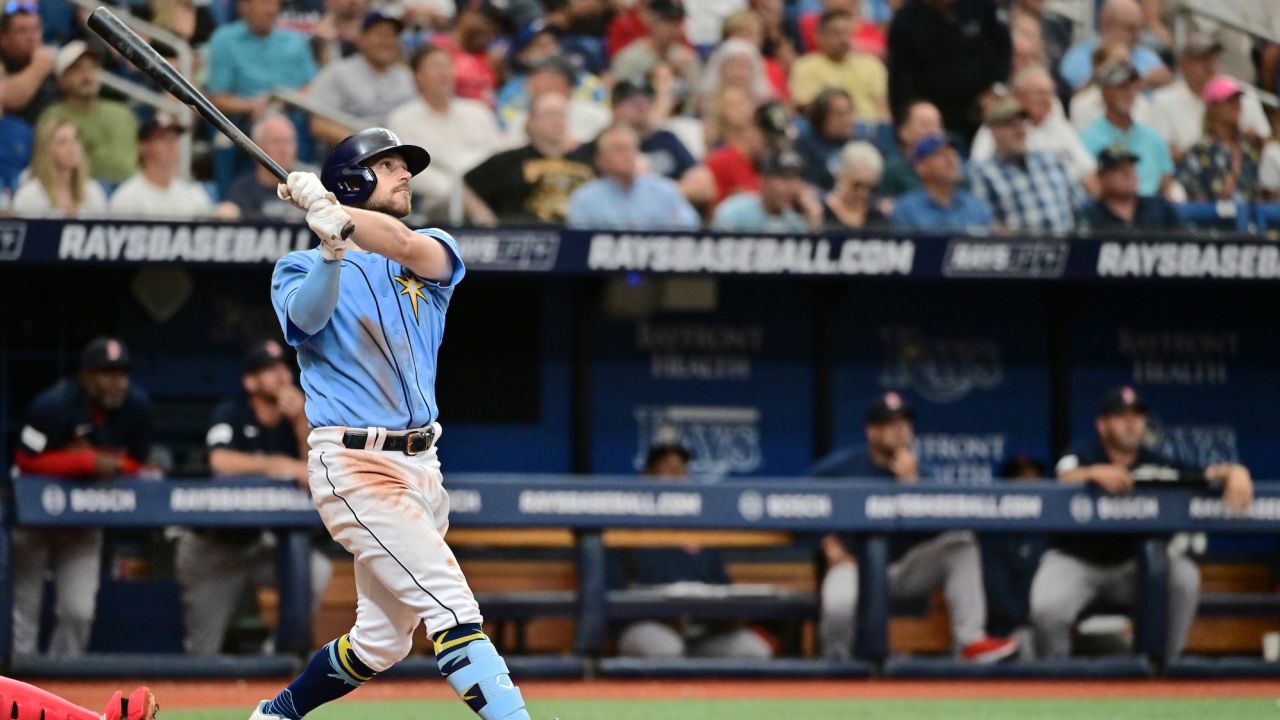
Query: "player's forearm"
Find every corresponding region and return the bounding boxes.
[1056,468,1094,485]
[288,256,342,335]
[344,206,454,282]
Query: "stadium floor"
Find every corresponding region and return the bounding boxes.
[33,679,1280,720]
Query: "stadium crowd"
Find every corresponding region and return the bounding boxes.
[1,0,1279,232]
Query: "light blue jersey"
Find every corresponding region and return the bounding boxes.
[270,229,465,429]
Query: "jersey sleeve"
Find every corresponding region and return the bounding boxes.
[416,228,466,289]
[205,399,242,451]
[19,388,73,454]
[271,250,320,346]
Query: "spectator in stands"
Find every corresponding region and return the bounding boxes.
[570,80,714,207]
[980,455,1047,645]
[142,0,216,53]
[386,42,505,220]
[464,92,594,225]
[611,0,699,89]
[971,66,1098,194]
[1012,0,1071,82]
[705,93,773,204]
[108,115,219,219]
[968,97,1082,233]
[432,1,503,107]
[12,337,153,657]
[719,10,788,101]
[12,117,107,217]
[176,340,332,656]
[206,0,317,122]
[0,3,57,125]
[1149,32,1272,162]
[502,55,610,147]
[567,124,699,230]
[713,148,818,233]
[1008,8,1046,76]
[702,84,756,153]
[891,134,992,232]
[310,0,368,66]
[1058,0,1169,92]
[822,140,886,229]
[613,443,774,660]
[811,392,1018,662]
[887,0,1011,142]
[1079,60,1173,197]
[1068,40,1154,134]
[497,22,607,130]
[1262,113,1280,201]
[0,64,33,208]
[1176,76,1264,203]
[218,113,307,222]
[38,41,137,185]
[1030,386,1253,659]
[795,88,857,191]
[797,0,887,59]
[1080,144,1182,231]
[308,12,416,146]
[699,38,774,113]
[790,9,887,122]
[878,100,943,199]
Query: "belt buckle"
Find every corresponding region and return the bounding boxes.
[404,429,431,456]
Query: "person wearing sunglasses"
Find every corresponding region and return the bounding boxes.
[0,1,58,125]
[822,140,886,229]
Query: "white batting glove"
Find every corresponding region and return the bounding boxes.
[307,199,352,261]
[277,171,335,211]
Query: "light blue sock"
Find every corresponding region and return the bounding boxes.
[433,624,530,720]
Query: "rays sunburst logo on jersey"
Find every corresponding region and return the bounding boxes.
[394,269,428,322]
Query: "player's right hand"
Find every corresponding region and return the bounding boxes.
[307,199,352,261]
[278,171,334,211]
[1088,464,1134,494]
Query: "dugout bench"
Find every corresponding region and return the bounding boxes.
[5,476,1280,678]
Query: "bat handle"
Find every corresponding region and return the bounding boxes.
[340,221,356,240]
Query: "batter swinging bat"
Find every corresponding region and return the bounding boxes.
[87,7,354,238]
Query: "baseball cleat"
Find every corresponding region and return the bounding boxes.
[960,635,1019,663]
[248,700,286,720]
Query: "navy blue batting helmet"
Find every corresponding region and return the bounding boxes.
[321,128,431,205]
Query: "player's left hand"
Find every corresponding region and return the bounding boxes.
[307,199,352,261]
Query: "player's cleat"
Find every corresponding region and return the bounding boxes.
[960,635,1019,663]
[101,687,158,720]
[248,700,287,720]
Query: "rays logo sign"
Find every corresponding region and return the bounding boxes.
[878,326,1003,403]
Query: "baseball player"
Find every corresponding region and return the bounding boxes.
[252,128,530,720]
[0,676,156,720]
[1029,386,1254,659]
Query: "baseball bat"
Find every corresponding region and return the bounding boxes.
[87,7,354,239]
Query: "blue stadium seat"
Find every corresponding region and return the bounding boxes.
[1175,201,1249,232]
[1255,203,1280,233]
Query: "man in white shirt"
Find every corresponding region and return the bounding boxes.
[386,42,505,220]
[971,65,1098,195]
[309,11,417,146]
[108,114,215,219]
[1147,32,1271,161]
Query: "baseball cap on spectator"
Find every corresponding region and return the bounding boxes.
[755,101,792,141]
[81,337,131,372]
[911,133,950,162]
[1098,385,1147,416]
[512,18,561,58]
[138,113,185,142]
[1096,142,1139,171]
[759,148,805,176]
[528,54,577,85]
[866,391,915,424]
[1096,59,1140,88]
[612,79,653,105]
[1202,75,1244,104]
[54,40,97,77]
[647,0,686,20]
[984,96,1028,126]
[242,339,287,374]
[361,10,404,33]
[1181,31,1223,58]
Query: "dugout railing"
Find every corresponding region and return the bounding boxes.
[4,475,1280,679]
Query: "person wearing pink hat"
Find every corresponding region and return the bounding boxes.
[1175,74,1263,202]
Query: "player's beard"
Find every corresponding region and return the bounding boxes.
[364,186,413,218]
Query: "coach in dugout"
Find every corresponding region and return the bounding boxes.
[1029,385,1253,659]
[12,337,153,657]
[175,340,332,655]
[810,391,1017,662]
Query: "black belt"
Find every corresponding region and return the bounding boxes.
[342,427,436,455]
